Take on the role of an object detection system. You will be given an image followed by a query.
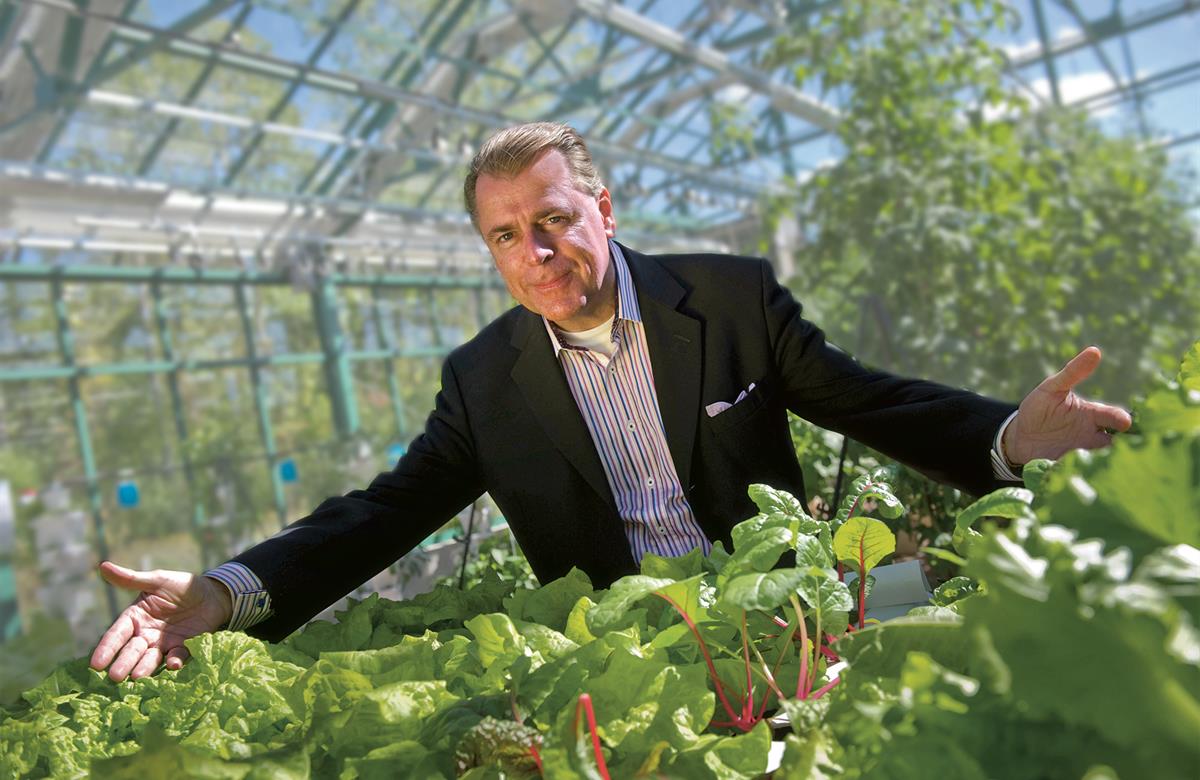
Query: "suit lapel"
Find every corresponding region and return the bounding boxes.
[509,311,617,511]
[622,245,702,493]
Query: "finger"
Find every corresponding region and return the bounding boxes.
[164,645,191,671]
[98,561,163,593]
[90,612,135,671]
[1090,402,1133,433]
[129,647,164,680]
[1082,429,1115,450]
[107,635,149,683]
[1042,346,1102,394]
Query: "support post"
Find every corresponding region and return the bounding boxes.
[51,277,118,619]
[234,282,288,530]
[370,284,407,438]
[311,276,360,437]
[150,279,210,569]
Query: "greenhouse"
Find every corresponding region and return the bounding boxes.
[0,0,1197,777]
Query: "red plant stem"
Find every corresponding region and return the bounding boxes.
[858,539,867,630]
[574,694,612,780]
[511,689,544,775]
[655,592,742,725]
[529,745,544,775]
[753,655,786,721]
[790,595,809,700]
[804,612,822,700]
[753,614,796,721]
[811,676,841,699]
[740,611,754,722]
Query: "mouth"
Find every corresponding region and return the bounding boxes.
[533,273,570,291]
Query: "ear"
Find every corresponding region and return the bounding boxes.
[596,187,616,238]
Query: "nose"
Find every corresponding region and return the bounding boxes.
[521,230,554,266]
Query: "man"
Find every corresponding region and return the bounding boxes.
[90,123,1131,682]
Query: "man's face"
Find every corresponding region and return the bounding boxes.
[474,149,617,332]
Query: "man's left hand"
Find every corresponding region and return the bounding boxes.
[1003,346,1133,466]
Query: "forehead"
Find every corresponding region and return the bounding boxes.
[474,150,581,225]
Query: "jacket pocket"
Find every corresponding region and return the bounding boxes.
[706,377,771,434]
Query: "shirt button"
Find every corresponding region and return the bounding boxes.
[658,526,668,535]
[627,421,635,431]
[646,477,654,487]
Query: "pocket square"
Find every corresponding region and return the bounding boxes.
[705,382,756,418]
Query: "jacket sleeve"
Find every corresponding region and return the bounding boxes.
[760,258,1017,496]
[233,355,485,642]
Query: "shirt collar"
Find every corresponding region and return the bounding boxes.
[543,239,641,356]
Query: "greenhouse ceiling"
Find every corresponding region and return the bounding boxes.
[0,0,1197,275]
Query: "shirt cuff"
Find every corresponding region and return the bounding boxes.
[990,410,1023,482]
[203,562,274,632]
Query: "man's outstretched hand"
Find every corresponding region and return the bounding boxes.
[89,562,234,682]
[1003,346,1133,466]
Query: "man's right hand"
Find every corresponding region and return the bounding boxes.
[89,561,234,682]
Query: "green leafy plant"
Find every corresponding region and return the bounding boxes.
[3,342,1197,778]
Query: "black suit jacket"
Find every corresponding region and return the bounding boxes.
[238,244,1016,641]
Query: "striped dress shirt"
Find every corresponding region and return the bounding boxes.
[543,241,711,562]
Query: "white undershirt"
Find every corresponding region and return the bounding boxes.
[555,315,618,359]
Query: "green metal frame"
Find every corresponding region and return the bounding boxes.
[0,262,505,619]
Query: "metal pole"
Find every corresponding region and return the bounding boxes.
[51,277,118,619]
[370,284,408,438]
[150,279,210,570]
[458,500,479,590]
[311,275,360,437]
[234,282,288,530]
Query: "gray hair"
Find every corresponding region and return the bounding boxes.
[464,122,603,226]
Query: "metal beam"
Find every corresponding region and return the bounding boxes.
[568,0,839,130]
[222,0,363,186]
[0,262,498,288]
[1029,0,1062,104]
[137,1,255,175]
[1010,0,1199,69]
[30,0,240,163]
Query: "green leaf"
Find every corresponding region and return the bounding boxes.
[564,597,598,645]
[965,525,1200,764]
[720,568,806,612]
[722,526,795,581]
[834,471,905,526]
[1038,432,1200,558]
[956,488,1034,532]
[795,566,855,619]
[586,576,676,634]
[464,614,525,668]
[836,616,969,680]
[503,568,594,633]
[1021,458,1055,493]
[747,484,821,533]
[664,720,772,779]
[748,483,808,518]
[640,547,707,580]
[795,533,831,568]
[1179,340,1200,392]
[932,576,981,606]
[832,516,896,573]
